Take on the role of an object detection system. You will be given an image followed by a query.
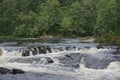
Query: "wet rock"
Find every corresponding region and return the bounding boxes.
[65,55,73,60]
[10,69,25,75]
[46,58,54,64]
[84,46,90,49]
[65,46,77,51]
[112,47,120,54]
[0,67,25,75]
[22,50,30,56]
[28,46,38,55]
[72,64,80,68]
[17,41,23,45]
[78,48,81,50]
[46,46,52,53]
[26,46,52,55]
[96,43,104,49]
[57,53,82,68]
[58,47,64,51]
[38,46,47,54]
[0,67,11,74]
[112,51,120,54]
[80,37,94,43]
[66,46,71,51]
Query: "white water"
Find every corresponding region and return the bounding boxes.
[0,40,120,80]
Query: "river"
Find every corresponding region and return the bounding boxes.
[0,38,120,80]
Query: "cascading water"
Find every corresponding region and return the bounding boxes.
[0,39,120,80]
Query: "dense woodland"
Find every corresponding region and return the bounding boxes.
[0,0,120,41]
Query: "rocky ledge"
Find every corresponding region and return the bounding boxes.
[0,67,25,75]
[79,37,95,43]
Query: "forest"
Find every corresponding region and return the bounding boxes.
[0,0,120,45]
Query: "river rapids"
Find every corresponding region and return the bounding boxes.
[0,38,120,80]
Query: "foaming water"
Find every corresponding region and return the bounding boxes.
[0,39,120,80]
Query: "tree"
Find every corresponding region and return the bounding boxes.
[13,11,38,37]
[0,0,17,35]
[69,2,86,36]
[37,0,62,36]
[95,0,119,35]
[17,0,30,13]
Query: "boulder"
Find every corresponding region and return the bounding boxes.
[38,46,47,54]
[22,50,30,56]
[46,58,54,64]
[0,67,11,74]
[10,69,25,75]
[0,67,25,75]
[96,43,104,49]
[46,46,52,53]
[28,46,38,55]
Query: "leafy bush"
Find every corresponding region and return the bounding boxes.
[95,34,120,46]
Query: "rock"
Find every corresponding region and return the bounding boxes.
[58,47,64,51]
[65,55,73,60]
[38,46,47,54]
[24,46,52,56]
[0,67,25,75]
[28,46,38,55]
[47,58,54,64]
[0,67,11,74]
[72,64,80,68]
[96,43,104,49]
[46,46,52,53]
[66,46,71,51]
[112,51,120,54]
[112,47,120,54]
[22,50,30,56]
[38,35,54,40]
[80,37,95,43]
[10,69,25,75]
[17,41,23,45]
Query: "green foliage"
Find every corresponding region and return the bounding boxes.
[0,0,119,45]
[95,34,120,46]
[95,0,120,36]
[13,11,37,37]
[37,0,62,36]
[0,0,17,35]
